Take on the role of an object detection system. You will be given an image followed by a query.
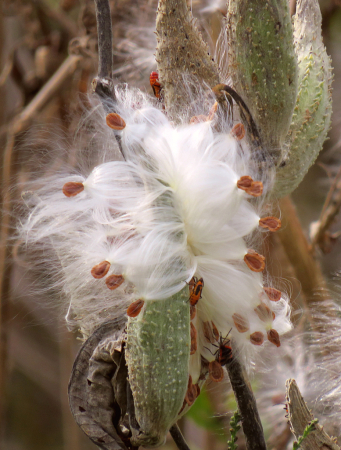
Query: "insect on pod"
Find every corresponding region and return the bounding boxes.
[189,276,204,306]
[150,71,162,99]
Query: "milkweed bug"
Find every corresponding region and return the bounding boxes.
[206,331,233,366]
[189,277,204,306]
[150,71,162,99]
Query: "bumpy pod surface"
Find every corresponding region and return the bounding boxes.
[156,0,220,122]
[273,0,333,197]
[226,0,298,162]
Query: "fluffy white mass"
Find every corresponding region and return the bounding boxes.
[21,85,291,361]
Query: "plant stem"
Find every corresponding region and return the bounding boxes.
[225,357,267,450]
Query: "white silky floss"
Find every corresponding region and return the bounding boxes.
[22,84,292,397]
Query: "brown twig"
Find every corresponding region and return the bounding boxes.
[14,55,82,133]
[225,356,267,450]
[169,424,191,450]
[278,197,330,308]
[310,165,341,252]
[33,0,78,37]
[92,0,114,99]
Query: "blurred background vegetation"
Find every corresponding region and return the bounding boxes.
[0,0,341,449]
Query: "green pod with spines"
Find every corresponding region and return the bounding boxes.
[226,0,298,163]
[273,0,333,197]
[126,286,191,447]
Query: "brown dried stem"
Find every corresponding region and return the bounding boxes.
[310,165,341,253]
[93,0,114,99]
[225,356,266,450]
[278,197,330,313]
[169,424,191,450]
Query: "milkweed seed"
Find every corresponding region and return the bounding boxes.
[105,274,124,290]
[62,182,84,197]
[91,260,111,279]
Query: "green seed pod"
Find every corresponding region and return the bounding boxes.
[126,286,191,447]
[273,0,333,198]
[226,0,298,163]
[156,0,220,122]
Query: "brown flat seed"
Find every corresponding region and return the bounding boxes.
[190,305,196,320]
[246,181,263,197]
[231,123,245,140]
[91,260,111,279]
[62,182,84,197]
[190,322,197,355]
[244,250,265,272]
[211,321,219,341]
[203,321,215,344]
[207,101,218,121]
[106,113,126,130]
[232,313,250,333]
[178,398,187,415]
[267,329,281,347]
[105,274,124,290]
[237,175,253,190]
[209,360,224,382]
[254,304,273,323]
[185,384,197,405]
[250,331,264,346]
[264,287,282,302]
[127,299,145,318]
[190,114,207,124]
[259,216,281,232]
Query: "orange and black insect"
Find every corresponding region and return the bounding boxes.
[207,331,233,366]
[150,71,162,99]
[189,277,204,306]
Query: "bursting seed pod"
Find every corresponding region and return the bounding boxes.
[21,83,291,447]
